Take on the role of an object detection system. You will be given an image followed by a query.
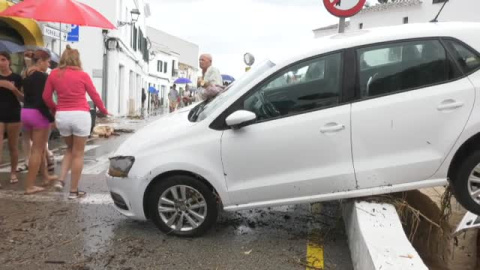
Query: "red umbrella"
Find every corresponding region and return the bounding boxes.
[0,0,115,29]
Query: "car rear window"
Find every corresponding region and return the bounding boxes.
[444,40,480,74]
[357,39,461,98]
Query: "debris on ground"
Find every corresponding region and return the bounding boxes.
[115,128,135,134]
[92,126,115,138]
[127,115,144,120]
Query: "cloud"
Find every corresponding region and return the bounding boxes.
[146,0,338,78]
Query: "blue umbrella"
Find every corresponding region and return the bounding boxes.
[0,40,26,53]
[174,77,192,84]
[221,74,235,82]
[148,86,156,93]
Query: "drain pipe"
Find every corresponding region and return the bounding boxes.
[102,30,109,107]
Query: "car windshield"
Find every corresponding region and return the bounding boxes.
[189,59,276,122]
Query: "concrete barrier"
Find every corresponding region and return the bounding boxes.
[343,200,428,270]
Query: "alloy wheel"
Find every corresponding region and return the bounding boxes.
[157,185,207,232]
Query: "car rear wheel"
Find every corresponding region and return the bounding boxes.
[148,175,218,237]
[452,151,480,215]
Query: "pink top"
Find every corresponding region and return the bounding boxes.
[43,67,109,115]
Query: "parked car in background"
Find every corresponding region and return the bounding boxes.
[106,22,480,236]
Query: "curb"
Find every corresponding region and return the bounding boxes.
[342,200,428,270]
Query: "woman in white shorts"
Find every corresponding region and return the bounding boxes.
[43,45,110,199]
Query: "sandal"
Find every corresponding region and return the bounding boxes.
[68,190,87,199]
[10,177,19,184]
[24,186,45,195]
[53,180,65,191]
[16,164,28,173]
[42,175,59,187]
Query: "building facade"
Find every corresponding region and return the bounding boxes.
[147,43,179,108]
[147,26,199,88]
[314,0,480,37]
[41,0,151,117]
[352,0,480,30]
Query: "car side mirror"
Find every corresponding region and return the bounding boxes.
[226,110,257,129]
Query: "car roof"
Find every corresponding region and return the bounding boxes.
[274,22,480,67]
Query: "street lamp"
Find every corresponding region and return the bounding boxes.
[105,37,119,51]
[118,8,141,27]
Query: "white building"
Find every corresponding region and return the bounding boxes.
[147,26,199,87]
[43,0,151,117]
[313,0,480,37]
[147,41,179,108]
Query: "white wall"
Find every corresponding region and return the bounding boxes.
[351,0,480,31]
[147,51,178,107]
[314,1,480,38]
[149,52,175,81]
[314,27,348,38]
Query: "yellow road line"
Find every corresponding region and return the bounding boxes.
[306,240,324,270]
[306,203,324,269]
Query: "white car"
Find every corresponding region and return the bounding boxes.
[107,22,480,237]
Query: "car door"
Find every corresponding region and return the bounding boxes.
[219,52,357,205]
[351,39,475,189]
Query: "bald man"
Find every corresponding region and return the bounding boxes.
[198,54,223,87]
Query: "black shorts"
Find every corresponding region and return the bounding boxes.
[0,107,21,123]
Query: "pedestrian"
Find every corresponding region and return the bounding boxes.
[0,51,24,187]
[141,88,146,109]
[22,50,58,195]
[43,45,110,199]
[197,54,223,100]
[17,50,35,173]
[183,86,191,106]
[198,54,223,87]
[168,85,179,113]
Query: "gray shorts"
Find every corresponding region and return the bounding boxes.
[55,111,91,137]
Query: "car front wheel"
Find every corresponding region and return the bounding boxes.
[148,175,218,237]
[452,151,480,215]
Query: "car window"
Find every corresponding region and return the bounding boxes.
[243,53,342,121]
[444,40,480,74]
[357,40,461,98]
[192,60,275,122]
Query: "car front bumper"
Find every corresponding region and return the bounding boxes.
[106,173,147,220]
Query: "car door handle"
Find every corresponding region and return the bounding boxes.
[437,100,464,111]
[320,123,345,133]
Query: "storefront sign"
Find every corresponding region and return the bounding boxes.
[43,25,67,41]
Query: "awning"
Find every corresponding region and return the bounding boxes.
[0,0,44,46]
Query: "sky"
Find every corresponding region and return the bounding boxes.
[145,0,375,79]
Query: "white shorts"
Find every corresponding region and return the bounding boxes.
[55,111,91,137]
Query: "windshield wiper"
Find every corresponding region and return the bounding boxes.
[189,102,206,122]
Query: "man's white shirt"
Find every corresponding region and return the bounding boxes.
[204,66,223,86]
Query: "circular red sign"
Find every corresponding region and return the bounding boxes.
[323,0,367,18]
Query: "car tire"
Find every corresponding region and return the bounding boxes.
[148,175,218,237]
[451,151,480,215]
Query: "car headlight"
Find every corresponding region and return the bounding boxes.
[108,156,135,177]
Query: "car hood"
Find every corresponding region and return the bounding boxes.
[112,109,197,156]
